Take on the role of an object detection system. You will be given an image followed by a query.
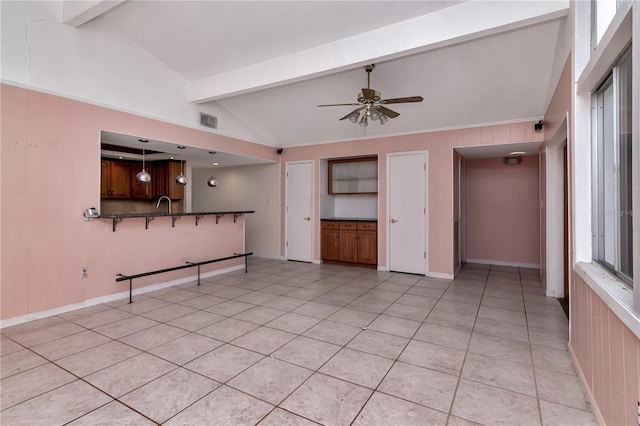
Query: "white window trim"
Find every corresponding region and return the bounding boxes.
[576,262,639,338]
[572,1,639,332]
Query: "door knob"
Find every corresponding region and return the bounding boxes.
[391,218,398,223]
[303,217,311,221]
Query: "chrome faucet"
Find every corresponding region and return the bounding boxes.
[156,196,171,214]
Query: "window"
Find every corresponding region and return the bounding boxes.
[592,47,633,286]
[590,0,621,52]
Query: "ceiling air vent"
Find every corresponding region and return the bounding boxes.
[200,113,217,129]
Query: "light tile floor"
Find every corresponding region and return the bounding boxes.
[1,259,598,425]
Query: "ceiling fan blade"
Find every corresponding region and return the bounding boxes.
[377,105,400,118]
[318,103,361,107]
[380,96,424,104]
[361,88,377,101]
[339,108,363,120]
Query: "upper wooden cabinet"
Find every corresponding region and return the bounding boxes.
[152,161,184,200]
[129,161,153,200]
[101,159,130,199]
[102,159,184,200]
[328,157,378,194]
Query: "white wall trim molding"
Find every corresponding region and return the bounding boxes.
[465,258,541,269]
[0,264,245,329]
[281,116,545,149]
[377,266,390,272]
[545,116,568,298]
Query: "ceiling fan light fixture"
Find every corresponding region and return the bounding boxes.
[319,64,422,126]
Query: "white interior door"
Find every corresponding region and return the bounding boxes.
[286,161,313,262]
[388,152,427,274]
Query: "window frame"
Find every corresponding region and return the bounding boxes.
[573,0,638,335]
[591,48,633,287]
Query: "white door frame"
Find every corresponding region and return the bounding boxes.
[460,157,467,264]
[545,116,568,298]
[285,160,315,262]
[386,150,429,276]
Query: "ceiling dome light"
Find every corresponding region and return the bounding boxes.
[207,176,219,187]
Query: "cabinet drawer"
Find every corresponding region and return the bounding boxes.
[339,222,357,230]
[357,222,377,231]
[321,220,339,230]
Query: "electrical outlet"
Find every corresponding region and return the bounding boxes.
[81,267,88,278]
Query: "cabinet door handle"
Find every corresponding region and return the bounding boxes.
[303,217,311,221]
[391,218,398,223]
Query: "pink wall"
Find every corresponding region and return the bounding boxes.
[0,83,545,320]
[465,156,541,265]
[544,56,572,141]
[1,84,278,321]
[570,273,640,426]
[280,122,543,275]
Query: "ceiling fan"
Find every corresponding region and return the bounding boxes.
[318,64,423,127]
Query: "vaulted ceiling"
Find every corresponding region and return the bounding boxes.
[66,1,570,147]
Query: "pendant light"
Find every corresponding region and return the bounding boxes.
[175,146,187,185]
[135,139,151,183]
[207,151,219,187]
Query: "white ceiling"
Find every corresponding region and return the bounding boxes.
[73,0,569,159]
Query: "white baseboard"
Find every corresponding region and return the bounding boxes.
[0,264,245,329]
[253,254,285,261]
[377,266,390,272]
[465,258,541,269]
[427,271,455,280]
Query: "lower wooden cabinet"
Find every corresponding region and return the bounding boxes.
[321,227,340,262]
[321,220,377,266]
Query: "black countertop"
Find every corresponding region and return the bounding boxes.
[101,210,254,219]
[100,210,255,232]
[321,217,377,222]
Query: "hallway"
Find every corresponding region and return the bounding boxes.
[1,259,597,425]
